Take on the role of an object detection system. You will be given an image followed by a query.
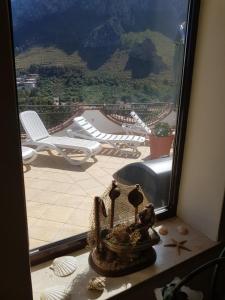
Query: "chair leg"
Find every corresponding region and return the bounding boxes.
[23,153,38,164]
[36,144,92,165]
[22,143,96,165]
[55,147,92,165]
[109,141,141,155]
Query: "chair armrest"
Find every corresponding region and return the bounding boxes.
[66,129,73,137]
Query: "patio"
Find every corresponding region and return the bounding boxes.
[24,145,150,249]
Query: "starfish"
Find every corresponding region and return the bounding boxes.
[164,238,191,255]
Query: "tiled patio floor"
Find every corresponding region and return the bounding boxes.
[24,144,150,249]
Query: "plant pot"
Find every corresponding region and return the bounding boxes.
[149,134,174,159]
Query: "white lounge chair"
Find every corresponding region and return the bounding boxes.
[22,146,37,164]
[67,116,145,153]
[122,111,151,136]
[20,111,102,165]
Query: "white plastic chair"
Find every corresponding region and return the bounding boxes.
[122,111,151,137]
[20,111,102,165]
[67,116,145,153]
[22,146,37,164]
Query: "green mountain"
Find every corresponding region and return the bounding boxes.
[12,0,186,104]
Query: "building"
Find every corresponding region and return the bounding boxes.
[1,0,225,299]
[16,73,39,90]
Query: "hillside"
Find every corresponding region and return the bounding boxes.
[15,48,87,70]
[12,0,188,46]
[16,29,174,72]
[12,1,185,105]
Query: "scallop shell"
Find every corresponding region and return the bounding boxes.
[158,225,168,236]
[88,277,106,291]
[50,256,77,277]
[40,286,69,300]
[177,225,189,235]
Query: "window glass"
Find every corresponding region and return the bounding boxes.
[11,0,189,250]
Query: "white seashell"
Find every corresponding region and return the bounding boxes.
[50,256,77,277]
[40,286,69,300]
[177,225,189,235]
[158,225,168,236]
[88,277,106,291]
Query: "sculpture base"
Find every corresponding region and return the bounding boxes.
[89,246,156,277]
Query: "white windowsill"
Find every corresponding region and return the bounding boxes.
[31,217,217,299]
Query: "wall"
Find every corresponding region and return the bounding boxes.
[177,0,225,240]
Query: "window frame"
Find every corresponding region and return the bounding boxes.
[4,0,201,266]
[0,0,33,298]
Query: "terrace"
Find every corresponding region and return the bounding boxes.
[20,103,175,249]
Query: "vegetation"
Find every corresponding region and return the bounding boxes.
[121,30,175,67]
[15,47,86,70]
[16,30,177,106]
[153,122,172,137]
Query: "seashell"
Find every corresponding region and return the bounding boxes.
[158,225,168,236]
[177,225,189,235]
[40,286,69,300]
[88,277,106,291]
[50,256,77,277]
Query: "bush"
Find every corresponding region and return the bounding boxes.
[153,122,171,137]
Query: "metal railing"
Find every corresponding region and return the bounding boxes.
[18,103,79,130]
[101,102,173,125]
[18,102,174,133]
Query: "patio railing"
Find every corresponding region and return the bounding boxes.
[19,102,174,134]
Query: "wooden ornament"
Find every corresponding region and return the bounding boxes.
[128,184,144,223]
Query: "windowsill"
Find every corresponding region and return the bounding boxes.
[31,217,217,299]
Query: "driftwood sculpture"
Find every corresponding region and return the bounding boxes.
[128,184,143,223]
[109,180,120,228]
[88,180,160,276]
[94,196,107,253]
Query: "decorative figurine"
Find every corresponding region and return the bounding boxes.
[128,184,144,223]
[109,180,121,228]
[88,180,160,276]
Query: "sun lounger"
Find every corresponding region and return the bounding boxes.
[20,111,102,165]
[67,116,145,153]
[22,146,37,164]
[122,111,151,137]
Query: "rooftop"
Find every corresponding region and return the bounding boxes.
[21,103,175,250]
[24,145,151,249]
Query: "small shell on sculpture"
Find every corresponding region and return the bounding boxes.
[177,225,189,235]
[158,225,168,236]
[40,286,69,300]
[88,277,106,291]
[50,256,77,277]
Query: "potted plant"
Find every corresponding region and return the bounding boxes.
[149,122,174,159]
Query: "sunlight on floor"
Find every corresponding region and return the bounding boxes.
[24,145,151,249]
